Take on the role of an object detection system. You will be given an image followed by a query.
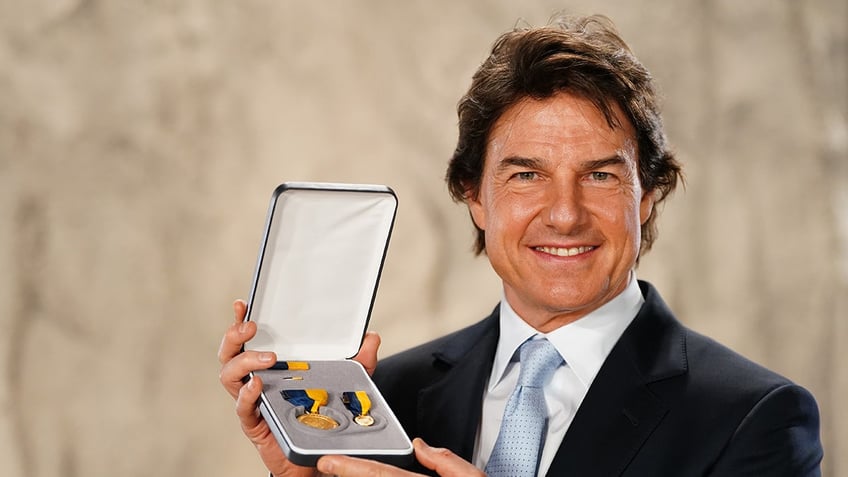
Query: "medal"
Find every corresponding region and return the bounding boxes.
[341,391,374,427]
[281,389,339,430]
[354,414,375,426]
[297,412,339,430]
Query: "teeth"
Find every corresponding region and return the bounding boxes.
[535,246,594,257]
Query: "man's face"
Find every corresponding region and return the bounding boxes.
[468,92,654,331]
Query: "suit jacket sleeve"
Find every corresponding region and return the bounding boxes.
[707,382,823,477]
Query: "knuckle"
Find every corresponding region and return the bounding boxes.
[433,447,452,458]
[235,389,256,416]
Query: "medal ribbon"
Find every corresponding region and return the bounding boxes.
[271,361,310,371]
[281,389,328,413]
[341,391,371,417]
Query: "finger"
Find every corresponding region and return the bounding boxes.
[219,349,277,398]
[233,299,247,323]
[236,374,266,433]
[354,331,381,376]
[317,454,415,477]
[218,300,253,364]
[413,438,484,476]
[218,320,255,365]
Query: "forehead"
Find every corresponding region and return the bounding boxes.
[486,93,637,163]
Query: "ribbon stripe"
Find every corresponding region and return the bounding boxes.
[282,388,329,413]
[342,390,372,417]
[272,361,310,371]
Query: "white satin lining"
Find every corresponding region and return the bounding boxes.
[246,185,396,360]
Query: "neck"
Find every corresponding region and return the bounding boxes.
[504,277,633,333]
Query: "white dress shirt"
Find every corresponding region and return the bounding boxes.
[473,274,644,475]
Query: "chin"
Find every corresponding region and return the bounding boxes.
[541,291,604,313]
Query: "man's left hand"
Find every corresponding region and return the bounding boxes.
[316,438,484,477]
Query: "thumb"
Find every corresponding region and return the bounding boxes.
[353,331,381,376]
[413,438,484,476]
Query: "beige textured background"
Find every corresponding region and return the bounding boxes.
[1,1,846,476]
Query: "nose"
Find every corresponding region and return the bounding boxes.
[541,182,586,234]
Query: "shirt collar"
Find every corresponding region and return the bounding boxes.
[489,273,644,391]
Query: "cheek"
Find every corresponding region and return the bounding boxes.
[485,196,536,238]
[592,193,643,240]
[620,206,643,239]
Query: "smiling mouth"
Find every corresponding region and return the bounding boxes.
[534,245,596,257]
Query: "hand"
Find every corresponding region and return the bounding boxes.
[316,438,484,477]
[217,299,382,476]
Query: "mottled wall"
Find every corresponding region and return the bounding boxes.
[1,1,845,476]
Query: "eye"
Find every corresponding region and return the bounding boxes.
[590,171,612,181]
[513,171,537,181]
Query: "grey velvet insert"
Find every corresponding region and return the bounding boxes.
[255,360,413,465]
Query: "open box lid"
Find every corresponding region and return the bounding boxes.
[244,182,397,360]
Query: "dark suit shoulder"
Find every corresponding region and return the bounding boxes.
[568,282,823,475]
[633,281,798,398]
[374,310,498,389]
[683,326,794,393]
[372,308,499,444]
[676,329,823,474]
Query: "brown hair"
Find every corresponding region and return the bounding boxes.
[446,14,682,257]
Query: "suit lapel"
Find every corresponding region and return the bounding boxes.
[547,344,670,475]
[548,282,688,476]
[417,311,500,462]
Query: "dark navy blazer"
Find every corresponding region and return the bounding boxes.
[373,281,823,476]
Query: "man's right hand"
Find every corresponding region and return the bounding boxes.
[218,299,311,476]
[218,299,382,477]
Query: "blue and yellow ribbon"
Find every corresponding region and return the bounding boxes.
[281,388,328,413]
[341,391,372,424]
[271,361,310,371]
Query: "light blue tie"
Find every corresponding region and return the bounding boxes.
[485,338,563,477]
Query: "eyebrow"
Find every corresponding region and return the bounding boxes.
[496,156,545,171]
[581,155,627,170]
[496,154,627,171]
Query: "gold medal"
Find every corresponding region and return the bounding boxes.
[354,414,375,427]
[282,388,338,430]
[297,412,340,430]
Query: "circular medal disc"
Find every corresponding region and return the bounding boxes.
[297,413,339,430]
[354,414,375,427]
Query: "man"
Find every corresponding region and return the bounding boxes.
[219,14,823,476]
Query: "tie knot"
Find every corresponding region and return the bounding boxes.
[518,338,562,388]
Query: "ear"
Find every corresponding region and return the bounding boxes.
[639,189,655,225]
[466,189,487,230]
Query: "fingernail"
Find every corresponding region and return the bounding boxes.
[247,376,255,390]
[239,322,250,333]
[413,438,430,453]
[317,457,335,473]
[258,352,274,362]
